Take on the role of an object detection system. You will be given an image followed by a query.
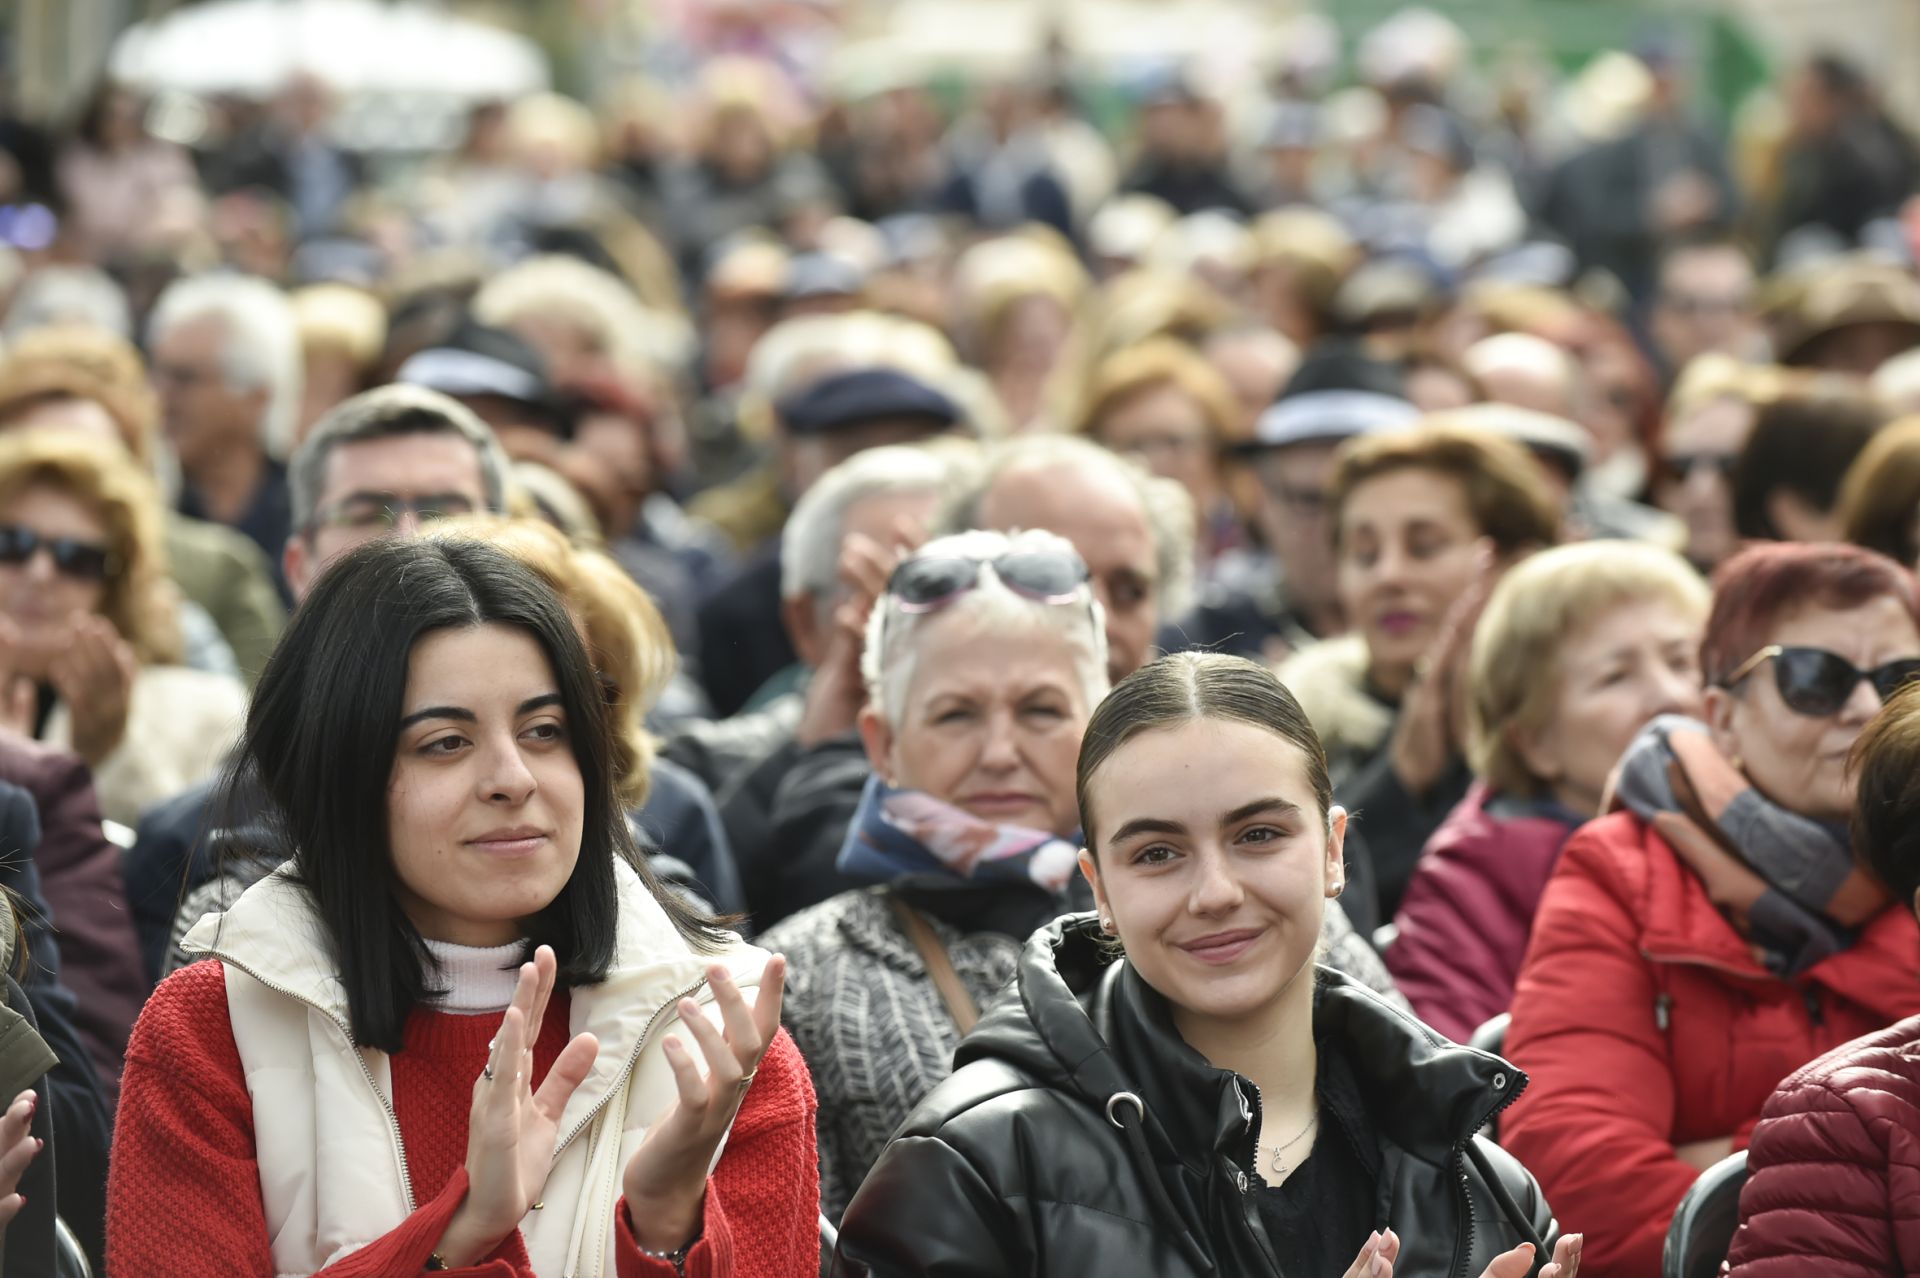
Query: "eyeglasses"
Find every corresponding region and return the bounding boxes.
[1658,452,1739,485]
[313,493,478,533]
[886,550,1090,614]
[1721,644,1920,717]
[0,525,114,580]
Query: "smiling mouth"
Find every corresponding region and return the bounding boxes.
[1177,928,1267,965]
[465,831,549,856]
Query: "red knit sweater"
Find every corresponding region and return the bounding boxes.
[107,960,820,1276]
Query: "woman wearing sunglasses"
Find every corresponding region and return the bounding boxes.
[1501,542,1920,1278]
[0,432,244,824]
[762,530,1399,1223]
[834,653,1580,1278]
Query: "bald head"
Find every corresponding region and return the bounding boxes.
[1463,332,1581,420]
[976,457,1160,683]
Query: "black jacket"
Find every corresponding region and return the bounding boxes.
[834,915,1558,1277]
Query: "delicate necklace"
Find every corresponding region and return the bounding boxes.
[1263,1111,1319,1177]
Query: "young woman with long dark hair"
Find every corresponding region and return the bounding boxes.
[107,537,819,1276]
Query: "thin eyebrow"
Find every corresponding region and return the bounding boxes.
[399,692,562,730]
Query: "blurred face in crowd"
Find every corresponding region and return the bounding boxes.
[978,461,1159,683]
[151,314,269,471]
[1515,597,1706,816]
[387,623,584,946]
[0,484,111,674]
[1080,717,1345,1026]
[1655,393,1752,571]
[1336,467,1490,696]
[1203,330,1298,424]
[284,431,489,601]
[1093,383,1219,521]
[1651,247,1758,372]
[1707,596,1920,823]
[861,613,1092,838]
[784,416,953,502]
[1251,442,1342,632]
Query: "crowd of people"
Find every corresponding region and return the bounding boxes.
[0,3,1912,1274]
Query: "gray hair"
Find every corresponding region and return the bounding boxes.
[863,528,1110,727]
[780,445,956,605]
[148,273,303,458]
[939,434,1197,620]
[288,384,511,531]
[4,266,132,341]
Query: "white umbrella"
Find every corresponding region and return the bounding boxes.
[110,0,548,102]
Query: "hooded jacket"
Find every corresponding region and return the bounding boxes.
[833,914,1558,1278]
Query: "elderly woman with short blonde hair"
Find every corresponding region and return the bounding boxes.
[1388,540,1709,1041]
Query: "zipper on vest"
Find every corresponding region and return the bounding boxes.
[554,973,711,1158]
[209,952,419,1213]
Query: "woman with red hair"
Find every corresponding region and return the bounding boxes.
[1501,542,1920,1277]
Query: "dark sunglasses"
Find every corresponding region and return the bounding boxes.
[0,524,113,580]
[1722,644,1920,717]
[886,550,1090,614]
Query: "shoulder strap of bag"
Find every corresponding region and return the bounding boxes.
[885,893,980,1036]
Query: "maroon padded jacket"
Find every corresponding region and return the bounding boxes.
[1728,1014,1920,1277]
[1387,782,1577,1043]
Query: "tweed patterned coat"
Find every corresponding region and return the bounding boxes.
[765,887,1404,1220]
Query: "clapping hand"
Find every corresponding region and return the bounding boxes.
[619,957,787,1254]
[48,615,135,766]
[0,1089,38,1230]
[1345,1229,1584,1278]
[435,947,601,1267]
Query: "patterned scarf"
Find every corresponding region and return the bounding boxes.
[1609,715,1892,977]
[836,774,1082,895]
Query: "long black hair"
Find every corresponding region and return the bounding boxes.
[230,536,726,1051]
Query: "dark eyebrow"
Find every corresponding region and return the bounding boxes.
[1107,816,1188,845]
[1222,797,1301,827]
[399,693,562,730]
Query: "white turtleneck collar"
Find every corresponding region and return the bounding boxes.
[422,937,526,1014]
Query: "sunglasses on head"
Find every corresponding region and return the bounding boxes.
[0,525,113,581]
[1722,644,1920,718]
[886,550,1090,614]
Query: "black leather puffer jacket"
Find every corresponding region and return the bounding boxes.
[834,914,1561,1277]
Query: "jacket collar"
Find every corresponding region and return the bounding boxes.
[182,858,767,1144]
[1636,816,1920,1015]
[964,915,1518,1167]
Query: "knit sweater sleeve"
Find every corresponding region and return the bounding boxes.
[106,961,527,1277]
[616,1028,820,1278]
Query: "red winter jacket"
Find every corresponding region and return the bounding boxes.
[1387,783,1575,1043]
[1502,812,1920,1278]
[1727,1014,1920,1277]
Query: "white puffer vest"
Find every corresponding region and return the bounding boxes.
[181,859,769,1278]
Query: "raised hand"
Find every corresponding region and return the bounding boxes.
[0,620,35,743]
[436,946,600,1267]
[1342,1228,1402,1277]
[48,614,135,766]
[796,529,914,747]
[1480,1234,1585,1278]
[0,1089,38,1230]
[620,956,787,1254]
[1388,540,1497,797]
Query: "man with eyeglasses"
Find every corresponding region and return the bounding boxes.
[1648,239,1762,382]
[281,384,507,599]
[1190,344,1418,666]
